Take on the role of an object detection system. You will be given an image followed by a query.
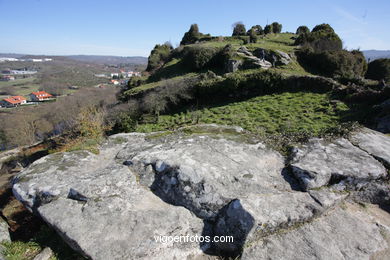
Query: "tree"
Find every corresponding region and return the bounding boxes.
[146,43,172,72]
[297,49,368,79]
[232,22,246,36]
[264,24,272,34]
[248,28,257,43]
[295,23,342,52]
[296,25,310,35]
[248,25,263,35]
[271,22,282,33]
[180,24,201,45]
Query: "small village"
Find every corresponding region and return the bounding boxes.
[0,64,142,109]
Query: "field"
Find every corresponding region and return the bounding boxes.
[0,78,40,99]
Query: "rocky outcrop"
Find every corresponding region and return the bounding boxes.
[226,46,272,72]
[11,125,390,259]
[252,48,291,66]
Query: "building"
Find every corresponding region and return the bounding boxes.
[110,80,120,85]
[111,73,119,78]
[29,91,53,101]
[0,96,27,108]
[0,75,15,81]
[10,70,37,75]
[0,57,18,62]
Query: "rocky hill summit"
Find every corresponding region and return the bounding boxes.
[11,125,390,259]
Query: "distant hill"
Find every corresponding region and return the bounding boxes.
[0,53,26,58]
[362,50,390,61]
[66,55,147,65]
[0,53,147,65]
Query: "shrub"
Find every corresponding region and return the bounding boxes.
[182,45,221,71]
[271,22,282,33]
[181,24,201,45]
[295,23,342,52]
[366,58,390,83]
[296,26,310,35]
[74,106,109,139]
[146,43,172,72]
[232,22,246,36]
[297,49,368,79]
[312,23,335,33]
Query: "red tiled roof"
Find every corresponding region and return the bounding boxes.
[3,96,26,104]
[31,91,52,98]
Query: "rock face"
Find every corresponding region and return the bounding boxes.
[12,125,390,259]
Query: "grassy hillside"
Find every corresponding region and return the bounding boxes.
[114,23,390,147]
[136,92,351,135]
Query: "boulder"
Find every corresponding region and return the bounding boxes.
[33,247,54,260]
[291,138,387,190]
[0,218,10,243]
[276,50,291,65]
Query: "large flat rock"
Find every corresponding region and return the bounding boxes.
[116,133,289,219]
[11,126,390,259]
[291,138,387,190]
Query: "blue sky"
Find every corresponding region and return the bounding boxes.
[0,0,389,57]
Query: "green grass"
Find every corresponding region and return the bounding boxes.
[124,73,197,96]
[0,78,40,98]
[1,241,42,260]
[246,33,297,53]
[148,58,193,81]
[195,33,297,53]
[1,226,85,260]
[135,92,351,136]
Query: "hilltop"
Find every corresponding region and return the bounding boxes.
[114,22,389,150]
